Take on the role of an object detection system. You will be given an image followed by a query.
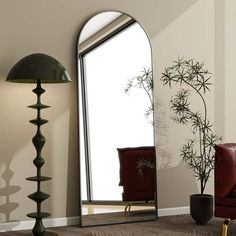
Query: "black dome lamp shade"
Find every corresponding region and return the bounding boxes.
[6,53,71,83]
[6,53,71,236]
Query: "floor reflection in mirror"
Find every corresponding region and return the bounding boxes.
[81,201,156,226]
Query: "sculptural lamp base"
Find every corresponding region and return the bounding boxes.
[26,80,54,236]
[5,53,72,236]
[24,232,59,236]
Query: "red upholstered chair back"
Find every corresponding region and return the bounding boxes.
[117,146,156,201]
[214,143,236,219]
[215,143,236,198]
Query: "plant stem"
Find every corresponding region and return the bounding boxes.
[180,79,207,194]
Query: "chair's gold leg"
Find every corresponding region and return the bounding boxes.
[128,202,132,212]
[124,202,129,216]
[124,202,132,216]
[222,219,231,236]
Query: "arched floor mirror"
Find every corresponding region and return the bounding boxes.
[77,11,157,227]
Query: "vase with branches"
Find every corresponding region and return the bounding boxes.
[161,57,221,224]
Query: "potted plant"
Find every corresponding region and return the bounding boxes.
[161,57,221,225]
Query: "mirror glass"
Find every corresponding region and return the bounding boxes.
[77,11,157,226]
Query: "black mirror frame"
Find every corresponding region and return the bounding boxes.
[76,10,158,227]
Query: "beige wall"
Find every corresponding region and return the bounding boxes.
[0,0,230,223]
[225,0,236,141]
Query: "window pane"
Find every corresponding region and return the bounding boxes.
[84,23,153,200]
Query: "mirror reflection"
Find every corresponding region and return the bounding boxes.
[77,11,157,226]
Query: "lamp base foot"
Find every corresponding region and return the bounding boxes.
[24,231,59,236]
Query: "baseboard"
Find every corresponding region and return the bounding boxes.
[158,206,190,217]
[0,206,189,232]
[0,216,80,232]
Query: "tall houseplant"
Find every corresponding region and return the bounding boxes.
[161,57,221,224]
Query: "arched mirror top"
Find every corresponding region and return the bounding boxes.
[77,11,152,56]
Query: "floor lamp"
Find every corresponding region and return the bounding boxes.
[6,53,71,236]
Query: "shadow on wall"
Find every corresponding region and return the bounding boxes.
[0,76,30,226]
[154,98,174,169]
[154,98,198,208]
[66,85,79,217]
[142,0,198,37]
[158,161,198,208]
[0,76,24,227]
[0,159,21,227]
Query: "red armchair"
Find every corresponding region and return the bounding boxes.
[214,143,236,236]
[117,146,156,214]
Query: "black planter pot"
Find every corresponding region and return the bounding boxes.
[190,194,213,225]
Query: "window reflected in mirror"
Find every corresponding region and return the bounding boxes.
[77,11,157,226]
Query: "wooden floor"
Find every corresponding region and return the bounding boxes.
[1,215,233,236]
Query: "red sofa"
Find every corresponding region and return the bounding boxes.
[117,146,156,204]
[214,143,236,236]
